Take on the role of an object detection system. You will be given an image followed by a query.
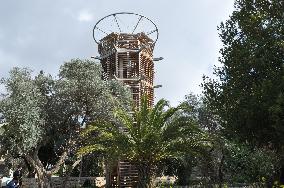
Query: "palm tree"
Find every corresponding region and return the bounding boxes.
[79,96,207,187]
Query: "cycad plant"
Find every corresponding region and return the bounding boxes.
[79,96,207,187]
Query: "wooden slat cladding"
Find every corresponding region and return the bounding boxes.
[99,32,155,107]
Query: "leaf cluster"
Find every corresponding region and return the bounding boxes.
[202,0,284,148]
[0,59,131,165]
[79,95,208,168]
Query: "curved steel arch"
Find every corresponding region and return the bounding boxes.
[93,12,159,44]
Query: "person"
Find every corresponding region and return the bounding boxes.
[13,167,22,180]
[12,167,22,187]
[6,176,19,188]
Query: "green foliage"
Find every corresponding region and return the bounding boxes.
[201,0,284,185]
[0,68,46,153]
[0,59,131,178]
[80,95,208,186]
[202,0,284,148]
[181,93,280,185]
[224,141,279,183]
[195,135,280,185]
[159,154,194,186]
[80,96,206,162]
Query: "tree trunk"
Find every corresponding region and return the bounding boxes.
[23,146,68,188]
[218,150,225,188]
[105,162,112,188]
[78,156,83,185]
[21,155,36,178]
[280,165,284,185]
[23,154,52,188]
[62,158,82,188]
[31,156,52,188]
[137,163,153,188]
[176,165,192,185]
[36,169,52,188]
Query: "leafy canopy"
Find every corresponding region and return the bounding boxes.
[79,96,208,165]
[202,0,284,148]
[0,59,131,164]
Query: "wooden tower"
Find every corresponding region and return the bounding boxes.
[98,32,155,106]
[93,12,159,187]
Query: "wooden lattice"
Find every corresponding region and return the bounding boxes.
[99,32,155,107]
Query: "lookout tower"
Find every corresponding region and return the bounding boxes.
[93,12,160,107]
[93,12,161,187]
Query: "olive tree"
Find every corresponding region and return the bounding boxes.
[0,59,131,188]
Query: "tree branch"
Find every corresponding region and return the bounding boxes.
[49,150,68,174]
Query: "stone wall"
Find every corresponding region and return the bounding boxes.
[21,177,106,188]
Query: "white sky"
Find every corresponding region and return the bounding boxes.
[0,0,235,106]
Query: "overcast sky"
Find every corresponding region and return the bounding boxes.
[0,0,235,106]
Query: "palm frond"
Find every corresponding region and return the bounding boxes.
[77,144,106,155]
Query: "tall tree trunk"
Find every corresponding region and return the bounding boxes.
[30,156,52,188]
[176,165,192,185]
[279,152,284,185]
[21,155,36,178]
[36,169,52,188]
[137,163,153,188]
[105,162,112,188]
[280,165,284,185]
[24,150,67,188]
[62,158,82,188]
[78,156,83,185]
[23,154,52,188]
[218,152,224,188]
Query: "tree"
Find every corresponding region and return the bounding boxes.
[223,141,279,184]
[158,154,195,186]
[181,93,279,186]
[79,96,208,188]
[181,93,226,187]
[0,59,131,188]
[202,0,284,182]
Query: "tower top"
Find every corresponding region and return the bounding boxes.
[93,12,159,46]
